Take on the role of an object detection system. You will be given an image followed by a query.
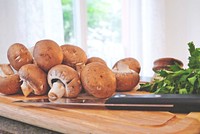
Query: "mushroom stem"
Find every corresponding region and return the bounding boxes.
[75,63,85,75]
[48,80,65,101]
[21,81,33,97]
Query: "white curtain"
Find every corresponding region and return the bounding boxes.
[0,0,64,64]
[122,0,166,77]
[129,0,200,77]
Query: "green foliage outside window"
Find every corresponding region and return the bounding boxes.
[62,0,121,43]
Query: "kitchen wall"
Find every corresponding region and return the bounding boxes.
[165,0,200,68]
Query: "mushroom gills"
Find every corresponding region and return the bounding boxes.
[113,62,132,73]
[48,79,65,101]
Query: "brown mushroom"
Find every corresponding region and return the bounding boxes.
[18,64,48,97]
[0,64,21,95]
[80,62,116,98]
[153,57,183,72]
[7,43,33,71]
[86,57,107,66]
[0,64,14,76]
[61,44,87,74]
[47,64,82,101]
[112,62,140,91]
[33,39,63,72]
[113,57,141,74]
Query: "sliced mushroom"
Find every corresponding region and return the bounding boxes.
[113,62,140,91]
[61,44,87,74]
[33,39,63,72]
[86,57,107,66]
[7,43,33,71]
[47,64,82,101]
[18,64,48,97]
[113,57,141,74]
[81,62,116,98]
[0,64,21,95]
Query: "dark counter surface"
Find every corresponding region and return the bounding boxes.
[0,116,61,134]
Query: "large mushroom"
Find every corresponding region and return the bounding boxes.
[7,43,33,71]
[61,44,87,74]
[33,39,63,72]
[18,64,48,97]
[47,64,82,101]
[113,57,141,74]
[80,62,116,98]
[112,62,140,91]
[0,64,21,95]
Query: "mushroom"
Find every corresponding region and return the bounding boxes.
[80,62,116,98]
[112,62,140,91]
[7,43,33,71]
[0,64,14,76]
[113,57,141,74]
[47,64,82,101]
[33,39,63,72]
[61,44,87,74]
[153,57,183,72]
[86,57,107,66]
[18,64,48,97]
[0,64,21,95]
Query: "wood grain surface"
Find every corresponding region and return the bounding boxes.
[1,93,200,134]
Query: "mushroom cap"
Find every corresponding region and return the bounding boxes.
[48,64,82,98]
[153,57,183,72]
[7,43,33,71]
[113,62,140,91]
[80,62,116,98]
[18,64,48,95]
[86,57,107,66]
[33,39,63,72]
[61,44,87,69]
[113,57,141,73]
[0,64,14,76]
[0,74,21,95]
[114,71,140,91]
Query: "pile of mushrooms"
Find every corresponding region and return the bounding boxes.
[0,39,141,100]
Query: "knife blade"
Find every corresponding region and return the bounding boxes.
[14,93,200,113]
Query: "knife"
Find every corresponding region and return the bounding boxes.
[14,93,200,113]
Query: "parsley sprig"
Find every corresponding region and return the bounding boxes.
[140,42,200,94]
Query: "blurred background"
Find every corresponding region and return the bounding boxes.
[1,0,200,77]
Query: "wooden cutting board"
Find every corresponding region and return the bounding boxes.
[1,93,200,134]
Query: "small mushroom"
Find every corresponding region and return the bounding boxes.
[86,57,107,66]
[47,64,82,101]
[33,39,63,72]
[112,62,140,91]
[0,64,21,95]
[80,62,116,98]
[61,44,87,74]
[7,43,33,71]
[153,57,183,72]
[113,57,141,74]
[0,64,14,76]
[18,64,48,97]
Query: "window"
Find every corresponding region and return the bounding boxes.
[62,0,124,68]
[61,0,167,77]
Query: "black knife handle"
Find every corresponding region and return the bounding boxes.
[105,93,200,113]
